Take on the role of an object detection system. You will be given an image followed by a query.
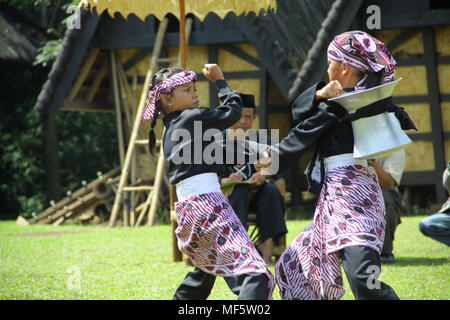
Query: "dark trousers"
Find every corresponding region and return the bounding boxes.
[381,187,403,255]
[339,246,399,300]
[228,183,287,243]
[419,212,450,246]
[172,267,270,300]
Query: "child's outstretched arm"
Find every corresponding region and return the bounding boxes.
[261,82,345,174]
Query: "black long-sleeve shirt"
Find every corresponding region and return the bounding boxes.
[218,130,287,181]
[162,79,244,185]
[269,82,354,174]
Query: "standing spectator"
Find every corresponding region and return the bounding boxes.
[370,150,406,263]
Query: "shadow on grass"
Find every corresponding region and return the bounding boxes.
[391,256,449,267]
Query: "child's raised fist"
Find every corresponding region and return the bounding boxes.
[315,80,343,100]
[202,64,224,83]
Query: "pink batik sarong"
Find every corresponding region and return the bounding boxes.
[276,164,386,300]
[174,191,275,298]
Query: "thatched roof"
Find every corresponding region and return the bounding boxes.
[0,12,37,62]
[243,0,362,101]
[33,0,363,114]
[34,8,99,114]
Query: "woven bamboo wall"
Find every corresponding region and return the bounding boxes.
[435,26,450,166]
[376,27,450,173]
[265,72,313,174]
[218,43,261,130]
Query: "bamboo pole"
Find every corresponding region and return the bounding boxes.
[134,199,149,213]
[135,190,154,226]
[108,17,169,227]
[178,17,193,67]
[110,49,129,226]
[170,184,182,261]
[132,68,138,99]
[130,190,144,227]
[52,201,98,226]
[117,62,133,105]
[169,13,194,255]
[117,59,132,132]
[122,186,154,192]
[66,49,99,103]
[31,167,120,223]
[93,180,114,199]
[127,67,140,226]
[42,191,98,224]
[168,13,194,254]
[130,145,137,225]
[117,58,139,227]
[110,50,125,167]
[147,147,166,226]
[87,61,107,103]
[179,0,186,69]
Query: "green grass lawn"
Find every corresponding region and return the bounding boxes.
[0,216,448,300]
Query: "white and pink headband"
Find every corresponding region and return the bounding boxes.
[327,31,396,91]
[142,70,197,122]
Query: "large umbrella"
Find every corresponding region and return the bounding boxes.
[81,0,277,68]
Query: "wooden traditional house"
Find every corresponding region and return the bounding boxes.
[33,0,450,225]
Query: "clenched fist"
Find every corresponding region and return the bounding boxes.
[254,150,271,169]
[315,80,343,100]
[202,64,224,83]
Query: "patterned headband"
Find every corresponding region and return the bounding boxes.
[327,31,396,91]
[141,70,197,122]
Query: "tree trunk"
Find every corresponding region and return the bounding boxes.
[41,111,61,204]
[41,1,48,29]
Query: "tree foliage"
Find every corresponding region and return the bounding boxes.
[0,63,47,218]
[0,0,119,219]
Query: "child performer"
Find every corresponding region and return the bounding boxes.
[258,31,415,300]
[142,64,275,300]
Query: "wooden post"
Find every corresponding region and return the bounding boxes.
[178,17,193,67]
[117,60,133,133]
[147,147,166,225]
[135,190,154,226]
[110,50,128,226]
[87,61,107,103]
[108,17,169,227]
[170,186,182,261]
[170,12,194,256]
[110,50,126,167]
[116,60,133,227]
[66,49,99,103]
[117,60,139,226]
[179,0,186,69]
[130,68,139,226]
